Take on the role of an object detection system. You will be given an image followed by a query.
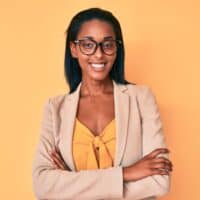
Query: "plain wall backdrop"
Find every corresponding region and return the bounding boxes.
[0,0,199,199]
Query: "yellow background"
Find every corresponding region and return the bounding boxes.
[0,0,199,199]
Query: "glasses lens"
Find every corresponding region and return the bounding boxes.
[79,39,96,55]
[102,40,117,55]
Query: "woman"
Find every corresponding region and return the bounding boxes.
[32,8,173,200]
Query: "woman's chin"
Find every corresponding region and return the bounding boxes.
[87,68,110,80]
[88,72,110,82]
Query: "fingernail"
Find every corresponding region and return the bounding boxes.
[48,150,52,155]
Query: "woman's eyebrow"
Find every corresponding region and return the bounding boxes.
[104,36,114,40]
[80,36,114,40]
[82,36,93,40]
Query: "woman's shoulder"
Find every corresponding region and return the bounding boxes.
[43,93,68,110]
[123,82,155,98]
[124,82,159,110]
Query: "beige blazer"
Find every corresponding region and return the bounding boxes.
[32,80,170,200]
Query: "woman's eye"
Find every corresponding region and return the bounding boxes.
[82,42,94,49]
[103,42,114,49]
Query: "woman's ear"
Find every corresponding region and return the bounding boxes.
[70,42,78,58]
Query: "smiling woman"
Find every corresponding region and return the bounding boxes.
[70,19,118,82]
[32,7,173,200]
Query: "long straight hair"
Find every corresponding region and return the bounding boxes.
[64,8,133,93]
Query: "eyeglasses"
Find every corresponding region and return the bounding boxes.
[73,38,122,56]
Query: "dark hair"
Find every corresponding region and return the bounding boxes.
[64,7,133,93]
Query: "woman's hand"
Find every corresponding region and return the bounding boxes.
[48,147,70,170]
[123,148,173,182]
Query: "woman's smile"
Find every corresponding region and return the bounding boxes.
[89,62,107,71]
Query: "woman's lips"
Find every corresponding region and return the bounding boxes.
[91,63,105,68]
[89,63,106,71]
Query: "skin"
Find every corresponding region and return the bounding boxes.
[49,19,173,181]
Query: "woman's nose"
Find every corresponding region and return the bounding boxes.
[93,45,104,58]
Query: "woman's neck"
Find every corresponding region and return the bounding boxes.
[80,77,113,97]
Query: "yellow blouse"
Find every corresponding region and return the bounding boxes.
[72,118,116,171]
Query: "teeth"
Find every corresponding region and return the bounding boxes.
[91,63,105,68]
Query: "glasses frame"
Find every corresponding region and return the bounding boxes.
[73,38,122,56]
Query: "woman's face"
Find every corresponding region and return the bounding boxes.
[70,19,117,82]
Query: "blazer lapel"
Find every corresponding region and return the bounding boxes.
[59,82,82,171]
[113,80,130,166]
[59,80,130,170]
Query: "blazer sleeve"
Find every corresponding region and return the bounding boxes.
[123,86,171,200]
[32,98,123,200]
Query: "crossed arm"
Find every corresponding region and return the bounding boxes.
[32,86,172,200]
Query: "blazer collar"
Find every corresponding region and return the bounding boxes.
[59,80,130,170]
